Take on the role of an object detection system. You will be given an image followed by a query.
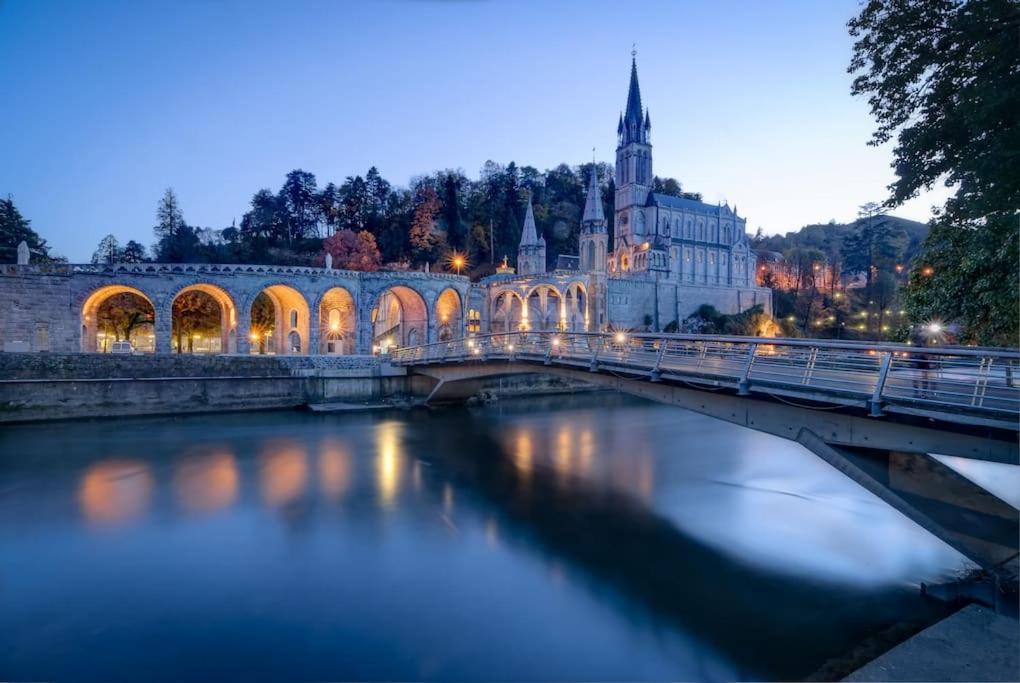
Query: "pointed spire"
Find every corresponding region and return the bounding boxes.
[624,53,643,130]
[617,113,624,136]
[520,196,538,246]
[582,165,604,223]
[643,109,651,129]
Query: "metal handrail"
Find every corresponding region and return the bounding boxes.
[389,332,1020,427]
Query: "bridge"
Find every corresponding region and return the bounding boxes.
[392,331,1019,591]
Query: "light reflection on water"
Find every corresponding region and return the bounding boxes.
[0,394,966,682]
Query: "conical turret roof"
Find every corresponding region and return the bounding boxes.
[520,197,539,246]
[582,166,604,223]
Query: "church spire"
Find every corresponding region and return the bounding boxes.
[582,165,604,224]
[519,196,538,247]
[620,51,649,146]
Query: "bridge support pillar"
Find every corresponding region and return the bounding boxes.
[797,429,1019,578]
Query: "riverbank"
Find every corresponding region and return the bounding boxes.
[0,352,597,423]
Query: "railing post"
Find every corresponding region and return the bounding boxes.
[590,335,602,372]
[650,339,667,382]
[737,343,757,396]
[870,351,893,417]
[802,347,818,385]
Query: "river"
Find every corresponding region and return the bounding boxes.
[0,393,968,681]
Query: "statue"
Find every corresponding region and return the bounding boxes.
[325,252,333,270]
[16,240,29,265]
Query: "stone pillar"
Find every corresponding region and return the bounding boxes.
[427,299,437,344]
[236,306,251,355]
[155,301,172,354]
[357,300,374,354]
[309,303,320,356]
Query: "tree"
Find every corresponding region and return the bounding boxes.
[0,196,51,263]
[279,170,320,243]
[121,240,147,263]
[843,204,901,333]
[849,0,1020,344]
[440,171,465,250]
[153,189,200,262]
[154,188,185,242]
[322,229,382,271]
[409,183,441,263]
[91,234,121,264]
[240,189,284,246]
[171,291,221,353]
[96,292,154,342]
[319,182,341,237]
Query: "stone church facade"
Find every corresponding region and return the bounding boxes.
[473,55,771,334]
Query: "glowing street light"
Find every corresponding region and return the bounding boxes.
[614,331,627,344]
[921,266,935,277]
[446,251,468,275]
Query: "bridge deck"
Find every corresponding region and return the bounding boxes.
[391,332,1020,432]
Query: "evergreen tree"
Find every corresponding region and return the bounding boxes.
[440,171,465,250]
[121,240,147,263]
[154,188,185,241]
[279,170,320,243]
[0,196,51,263]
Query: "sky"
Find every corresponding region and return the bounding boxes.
[0,0,949,262]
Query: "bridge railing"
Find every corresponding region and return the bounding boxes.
[389,332,1020,426]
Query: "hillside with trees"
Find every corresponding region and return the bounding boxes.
[751,209,929,341]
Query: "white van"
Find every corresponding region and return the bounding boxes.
[109,340,134,354]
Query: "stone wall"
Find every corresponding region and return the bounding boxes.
[0,352,594,423]
[0,352,410,423]
[606,277,772,330]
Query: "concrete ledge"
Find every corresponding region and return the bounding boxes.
[845,605,1019,682]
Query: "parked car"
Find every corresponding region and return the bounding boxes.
[109,340,134,354]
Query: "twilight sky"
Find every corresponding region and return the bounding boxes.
[0,0,948,262]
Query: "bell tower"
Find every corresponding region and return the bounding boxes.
[614,51,652,252]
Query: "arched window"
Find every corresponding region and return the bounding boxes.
[288,331,301,353]
[289,309,298,329]
[328,308,341,330]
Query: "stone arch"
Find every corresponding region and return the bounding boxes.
[564,281,588,331]
[317,286,357,354]
[526,284,564,332]
[434,288,463,342]
[170,283,238,354]
[372,284,427,350]
[249,284,310,355]
[80,284,157,353]
[492,289,525,333]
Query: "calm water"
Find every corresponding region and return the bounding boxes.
[0,394,967,681]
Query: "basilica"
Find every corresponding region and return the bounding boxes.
[473,55,772,334]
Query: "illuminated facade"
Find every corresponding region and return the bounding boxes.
[473,55,771,333]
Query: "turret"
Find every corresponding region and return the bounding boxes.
[516,196,546,276]
[580,165,608,274]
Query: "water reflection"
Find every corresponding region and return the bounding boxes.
[78,459,153,525]
[375,421,403,508]
[258,441,308,506]
[318,440,352,500]
[173,450,238,514]
[0,395,978,683]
